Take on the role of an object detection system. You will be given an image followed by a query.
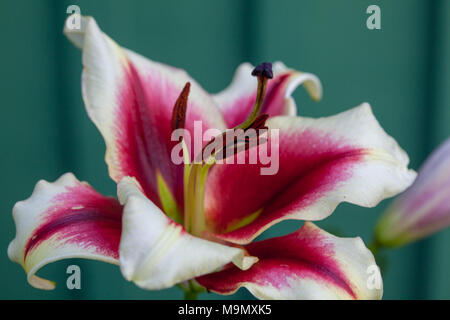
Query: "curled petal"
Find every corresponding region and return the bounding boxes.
[197,222,382,300]
[117,177,257,290]
[376,138,450,247]
[8,173,122,290]
[64,15,226,212]
[205,103,416,244]
[213,61,322,128]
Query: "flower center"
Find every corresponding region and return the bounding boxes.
[172,62,273,237]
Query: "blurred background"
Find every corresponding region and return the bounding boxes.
[0,0,449,299]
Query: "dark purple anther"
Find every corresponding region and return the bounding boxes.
[251,62,273,79]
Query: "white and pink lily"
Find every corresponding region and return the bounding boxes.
[8,15,416,300]
[375,138,450,247]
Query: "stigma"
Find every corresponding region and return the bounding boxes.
[251,62,273,79]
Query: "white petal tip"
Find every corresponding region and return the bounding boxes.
[63,14,92,49]
[237,255,259,271]
[28,275,56,290]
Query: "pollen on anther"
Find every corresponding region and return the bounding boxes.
[171,82,191,131]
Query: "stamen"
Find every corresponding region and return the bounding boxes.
[199,113,270,162]
[189,164,209,236]
[183,65,272,237]
[245,113,269,130]
[185,162,212,236]
[191,63,272,164]
[171,82,191,132]
[170,82,193,231]
[214,114,269,161]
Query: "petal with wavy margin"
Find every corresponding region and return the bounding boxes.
[205,103,416,244]
[64,15,226,211]
[197,222,382,300]
[8,173,122,290]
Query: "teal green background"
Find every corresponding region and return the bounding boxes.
[1,0,449,299]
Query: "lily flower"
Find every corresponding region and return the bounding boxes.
[375,138,450,247]
[8,15,416,300]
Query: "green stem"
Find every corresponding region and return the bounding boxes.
[184,290,199,300]
[368,238,382,256]
[368,236,389,275]
[178,280,204,300]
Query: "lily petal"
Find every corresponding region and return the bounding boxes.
[64,15,226,212]
[117,177,257,290]
[8,173,122,290]
[376,137,450,247]
[197,222,382,300]
[205,103,416,244]
[213,61,322,128]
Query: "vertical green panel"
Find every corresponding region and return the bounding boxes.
[253,0,433,299]
[0,0,69,299]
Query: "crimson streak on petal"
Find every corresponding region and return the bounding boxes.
[197,223,357,299]
[115,61,217,211]
[24,184,122,261]
[206,128,366,241]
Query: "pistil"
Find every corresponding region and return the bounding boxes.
[235,62,273,130]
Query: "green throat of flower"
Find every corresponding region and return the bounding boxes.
[171,62,273,237]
